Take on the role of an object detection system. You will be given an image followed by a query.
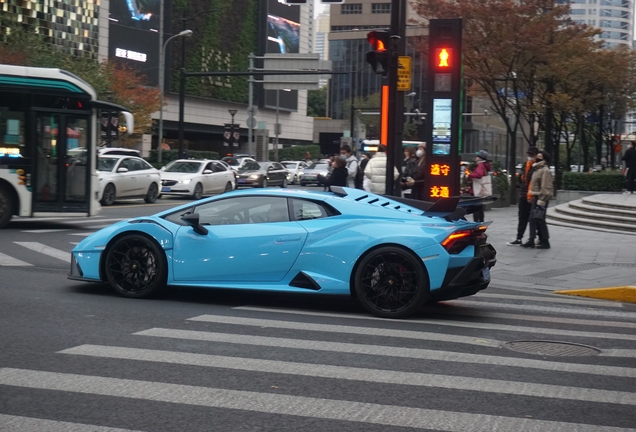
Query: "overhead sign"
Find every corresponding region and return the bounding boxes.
[262,53,324,90]
[397,56,412,91]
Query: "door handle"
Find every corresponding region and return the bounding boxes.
[275,235,302,243]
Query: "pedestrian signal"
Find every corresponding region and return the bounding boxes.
[436,48,451,68]
[366,31,390,76]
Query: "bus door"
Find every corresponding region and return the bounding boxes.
[32,112,91,213]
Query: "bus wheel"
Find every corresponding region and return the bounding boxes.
[101,184,116,206]
[0,185,14,228]
[144,183,158,203]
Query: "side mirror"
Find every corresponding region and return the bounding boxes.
[117,167,129,173]
[181,213,208,235]
[267,166,273,171]
[160,166,166,171]
[203,169,213,174]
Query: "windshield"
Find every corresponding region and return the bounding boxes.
[98,157,118,172]
[222,157,239,166]
[282,163,297,169]
[239,162,261,172]
[165,161,202,173]
[309,163,330,171]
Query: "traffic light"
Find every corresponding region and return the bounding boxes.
[435,48,452,69]
[366,30,390,75]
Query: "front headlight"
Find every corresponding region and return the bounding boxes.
[178,178,192,184]
[248,174,260,180]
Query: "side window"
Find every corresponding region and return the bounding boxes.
[290,199,330,221]
[119,159,133,171]
[131,159,147,171]
[204,162,214,172]
[138,159,153,170]
[212,162,226,172]
[195,197,289,225]
[272,163,283,170]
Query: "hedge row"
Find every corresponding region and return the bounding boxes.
[145,149,220,168]
[561,171,625,191]
[270,145,322,162]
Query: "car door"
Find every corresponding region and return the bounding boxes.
[115,158,138,197]
[269,162,283,184]
[210,161,230,192]
[200,162,216,194]
[133,158,155,195]
[172,196,307,282]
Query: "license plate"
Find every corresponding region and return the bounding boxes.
[161,187,170,192]
[238,179,246,183]
[482,267,491,281]
[304,176,315,181]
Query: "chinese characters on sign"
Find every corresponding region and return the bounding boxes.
[430,186,450,198]
[115,48,147,63]
[430,164,451,176]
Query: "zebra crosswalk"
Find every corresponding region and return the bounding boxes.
[1,292,635,432]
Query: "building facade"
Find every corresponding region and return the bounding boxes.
[559,0,634,48]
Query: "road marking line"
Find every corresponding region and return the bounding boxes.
[20,229,69,233]
[60,344,636,406]
[13,242,70,263]
[68,233,95,236]
[187,315,501,348]
[476,292,626,307]
[0,414,142,432]
[601,349,636,358]
[449,300,635,319]
[86,225,111,229]
[60,218,124,224]
[1,368,632,432]
[0,252,32,267]
[232,307,636,342]
[136,328,636,378]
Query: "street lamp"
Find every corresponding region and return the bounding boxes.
[158,29,193,164]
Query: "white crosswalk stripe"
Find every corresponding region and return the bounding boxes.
[0,414,143,431]
[0,251,32,267]
[13,242,70,263]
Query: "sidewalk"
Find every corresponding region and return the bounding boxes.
[482,203,636,292]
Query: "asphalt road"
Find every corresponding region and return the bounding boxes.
[1,190,635,432]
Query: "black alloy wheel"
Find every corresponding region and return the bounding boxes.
[354,246,428,318]
[144,183,158,203]
[0,185,13,228]
[104,234,167,298]
[101,184,116,206]
[192,183,203,200]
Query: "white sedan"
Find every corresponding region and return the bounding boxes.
[281,161,309,185]
[160,159,236,199]
[98,155,161,206]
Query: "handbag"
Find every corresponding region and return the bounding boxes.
[530,206,546,220]
[472,174,492,197]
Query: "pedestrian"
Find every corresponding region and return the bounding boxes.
[404,143,427,200]
[358,152,371,190]
[522,149,553,249]
[508,146,539,245]
[403,146,418,180]
[623,141,636,194]
[467,150,492,222]
[319,156,347,190]
[364,144,399,195]
[340,144,359,188]
[303,151,312,164]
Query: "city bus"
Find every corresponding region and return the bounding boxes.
[0,64,134,228]
[360,140,425,153]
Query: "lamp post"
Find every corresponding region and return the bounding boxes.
[228,109,238,151]
[158,29,193,164]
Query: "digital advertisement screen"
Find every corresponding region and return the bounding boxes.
[432,98,452,147]
[267,14,300,54]
[109,0,161,31]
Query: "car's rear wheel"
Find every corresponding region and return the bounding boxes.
[192,183,203,200]
[144,183,158,203]
[354,246,428,318]
[300,182,307,187]
[0,185,14,228]
[280,178,287,188]
[101,184,116,206]
[104,234,167,298]
[223,182,233,193]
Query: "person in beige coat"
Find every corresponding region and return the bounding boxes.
[522,150,553,249]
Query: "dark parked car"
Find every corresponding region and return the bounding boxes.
[235,161,288,188]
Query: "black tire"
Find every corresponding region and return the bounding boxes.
[300,182,307,187]
[104,234,167,298]
[261,178,268,188]
[192,183,203,200]
[144,183,159,203]
[223,182,233,193]
[0,185,14,229]
[353,246,428,318]
[280,177,287,188]
[101,184,116,206]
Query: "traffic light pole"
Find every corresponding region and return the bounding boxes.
[385,0,407,197]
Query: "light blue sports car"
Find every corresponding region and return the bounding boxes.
[69,187,496,318]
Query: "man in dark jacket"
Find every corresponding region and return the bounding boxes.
[319,156,348,190]
[508,146,539,245]
[623,141,636,194]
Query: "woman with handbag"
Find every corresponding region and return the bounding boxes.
[522,150,553,249]
[467,150,492,222]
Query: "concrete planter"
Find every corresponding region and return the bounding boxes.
[555,190,622,205]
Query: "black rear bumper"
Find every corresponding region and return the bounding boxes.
[431,243,497,302]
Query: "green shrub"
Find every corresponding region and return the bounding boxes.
[562,171,625,191]
[269,145,322,162]
[145,149,220,168]
[491,161,510,195]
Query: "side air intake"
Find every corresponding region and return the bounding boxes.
[289,272,321,290]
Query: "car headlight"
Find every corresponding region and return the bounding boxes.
[248,174,260,180]
[178,179,192,184]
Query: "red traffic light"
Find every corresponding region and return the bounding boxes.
[435,48,451,68]
[367,31,388,52]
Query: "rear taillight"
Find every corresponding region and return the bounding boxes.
[442,226,487,254]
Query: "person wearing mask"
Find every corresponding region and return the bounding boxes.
[404,143,427,200]
[319,156,347,190]
[467,150,492,222]
[340,145,359,188]
[364,144,399,195]
[623,141,636,194]
[508,146,539,245]
[522,150,553,249]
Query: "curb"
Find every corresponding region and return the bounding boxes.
[553,286,636,304]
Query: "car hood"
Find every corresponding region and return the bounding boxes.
[161,172,201,179]
[237,169,264,176]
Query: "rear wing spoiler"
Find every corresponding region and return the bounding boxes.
[389,195,499,222]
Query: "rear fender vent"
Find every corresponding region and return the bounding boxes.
[289,272,321,290]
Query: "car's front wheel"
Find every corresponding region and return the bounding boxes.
[223,182,233,193]
[101,184,116,206]
[104,234,167,298]
[353,246,428,318]
[144,183,158,203]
